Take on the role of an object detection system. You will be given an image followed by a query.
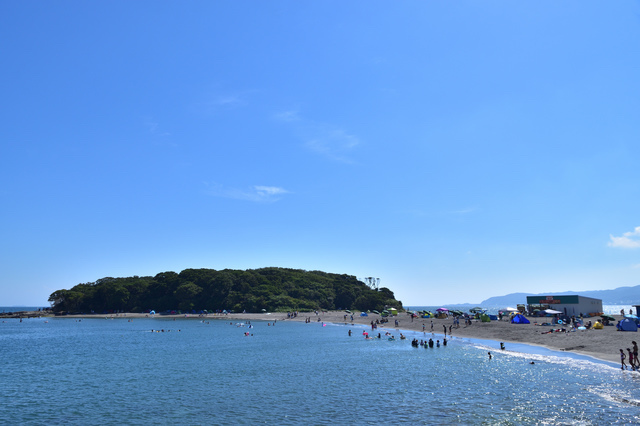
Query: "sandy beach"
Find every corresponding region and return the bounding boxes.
[25,309,635,365]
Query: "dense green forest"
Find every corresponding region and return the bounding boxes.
[48,268,403,314]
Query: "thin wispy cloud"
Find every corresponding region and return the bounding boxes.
[273,110,300,122]
[214,95,245,107]
[200,91,252,114]
[205,183,290,203]
[305,127,360,164]
[254,186,288,196]
[274,110,360,163]
[144,118,171,137]
[608,226,640,248]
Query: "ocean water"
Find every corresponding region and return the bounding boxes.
[2,316,640,425]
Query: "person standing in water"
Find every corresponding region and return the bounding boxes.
[620,349,628,370]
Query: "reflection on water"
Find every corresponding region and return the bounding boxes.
[1,317,639,424]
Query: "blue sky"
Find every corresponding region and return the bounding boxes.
[2,1,640,306]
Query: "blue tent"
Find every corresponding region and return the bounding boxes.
[360,312,368,317]
[511,314,530,324]
[617,318,638,332]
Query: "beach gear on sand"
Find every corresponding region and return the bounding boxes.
[511,314,530,324]
[617,318,638,332]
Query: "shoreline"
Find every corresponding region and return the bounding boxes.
[25,310,637,365]
[273,310,628,365]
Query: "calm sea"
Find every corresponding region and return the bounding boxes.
[2,315,640,425]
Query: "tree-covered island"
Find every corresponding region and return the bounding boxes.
[48,267,403,314]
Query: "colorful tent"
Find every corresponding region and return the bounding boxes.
[480,314,491,322]
[593,321,604,329]
[511,314,530,324]
[617,318,638,332]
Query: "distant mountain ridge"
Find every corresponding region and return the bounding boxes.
[480,285,640,307]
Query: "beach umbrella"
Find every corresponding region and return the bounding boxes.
[601,314,615,321]
[372,310,380,314]
[543,309,562,315]
[436,308,449,312]
[625,314,639,320]
[261,309,267,312]
[345,310,351,313]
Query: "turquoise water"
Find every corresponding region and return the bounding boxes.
[2,317,640,425]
